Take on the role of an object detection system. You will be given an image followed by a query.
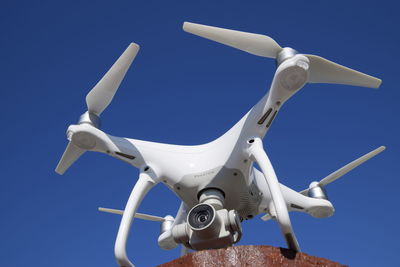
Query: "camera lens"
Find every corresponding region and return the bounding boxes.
[188,204,214,229]
[196,211,209,223]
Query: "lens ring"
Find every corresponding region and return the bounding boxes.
[188,204,214,229]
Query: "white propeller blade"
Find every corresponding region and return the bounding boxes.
[55,142,85,175]
[98,207,165,222]
[305,55,382,88]
[86,43,140,116]
[300,146,385,195]
[183,22,282,58]
[183,22,381,89]
[318,146,386,187]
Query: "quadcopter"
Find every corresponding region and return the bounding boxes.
[56,22,384,267]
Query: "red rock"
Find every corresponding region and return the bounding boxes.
[158,245,347,267]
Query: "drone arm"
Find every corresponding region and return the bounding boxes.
[247,138,300,251]
[235,54,309,141]
[114,171,159,267]
[59,124,144,171]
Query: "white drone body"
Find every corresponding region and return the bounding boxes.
[56,22,384,267]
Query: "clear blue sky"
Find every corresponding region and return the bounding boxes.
[1,1,399,266]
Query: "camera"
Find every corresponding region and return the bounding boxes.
[188,204,215,229]
[171,189,242,250]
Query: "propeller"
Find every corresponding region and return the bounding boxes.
[55,139,85,175]
[55,43,140,175]
[86,43,140,116]
[183,22,381,88]
[98,207,166,222]
[300,146,386,196]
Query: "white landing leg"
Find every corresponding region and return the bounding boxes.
[247,138,300,252]
[114,172,159,267]
[180,245,190,256]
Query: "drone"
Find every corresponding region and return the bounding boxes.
[56,22,384,267]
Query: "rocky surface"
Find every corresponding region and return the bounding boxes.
[158,245,347,267]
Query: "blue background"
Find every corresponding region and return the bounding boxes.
[1,1,399,266]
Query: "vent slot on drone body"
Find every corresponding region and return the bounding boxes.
[290,204,304,210]
[257,108,273,125]
[115,152,136,160]
[266,110,278,128]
